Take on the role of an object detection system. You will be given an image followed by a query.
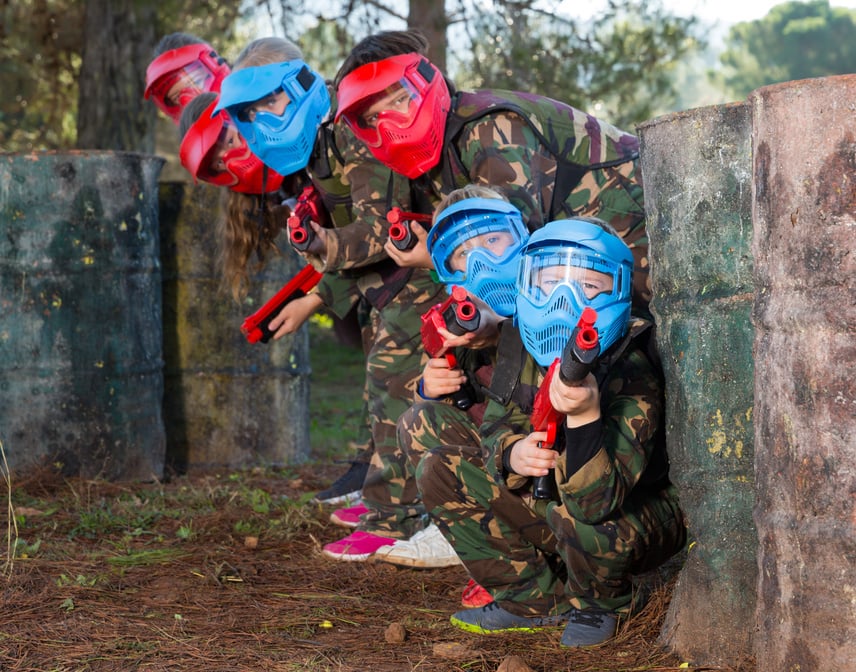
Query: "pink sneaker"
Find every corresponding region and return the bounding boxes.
[461,578,494,608]
[322,531,396,561]
[329,503,369,529]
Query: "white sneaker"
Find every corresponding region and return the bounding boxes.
[374,524,462,568]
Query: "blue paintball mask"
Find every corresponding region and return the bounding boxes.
[426,197,529,317]
[515,218,633,366]
[213,61,331,176]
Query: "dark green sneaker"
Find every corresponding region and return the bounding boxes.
[450,602,568,634]
[560,608,618,647]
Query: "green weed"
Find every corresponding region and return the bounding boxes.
[306,318,366,461]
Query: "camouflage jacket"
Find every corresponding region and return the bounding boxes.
[479,317,667,524]
[431,89,643,226]
[414,89,651,307]
[305,110,429,315]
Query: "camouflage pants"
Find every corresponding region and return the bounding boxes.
[414,403,686,616]
[355,270,446,538]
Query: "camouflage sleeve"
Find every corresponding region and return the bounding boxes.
[554,347,663,523]
[320,123,411,271]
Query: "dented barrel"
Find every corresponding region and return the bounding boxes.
[638,103,756,665]
[0,151,166,480]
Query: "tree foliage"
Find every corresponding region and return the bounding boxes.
[0,0,85,151]
[455,1,701,128]
[718,0,856,99]
[2,0,701,152]
[248,0,449,70]
[0,0,244,152]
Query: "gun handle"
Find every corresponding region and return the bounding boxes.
[531,472,557,500]
[531,421,559,500]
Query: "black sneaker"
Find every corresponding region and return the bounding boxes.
[560,608,618,647]
[311,461,368,505]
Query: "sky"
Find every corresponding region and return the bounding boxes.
[566,0,856,27]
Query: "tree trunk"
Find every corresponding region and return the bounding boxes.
[408,0,447,73]
[77,0,157,152]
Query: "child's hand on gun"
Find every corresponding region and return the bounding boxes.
[548,373,601,426]
[435,293,502,350]
[384,221,433,268]
[269,292,323,339]
[420,357,468,398]
[508,434,559,477]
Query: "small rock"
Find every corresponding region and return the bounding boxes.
[384,622,407,643]
[243,536,259,549]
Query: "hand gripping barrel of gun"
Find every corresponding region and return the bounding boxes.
[240,264,323,344]
[420,286,482,410]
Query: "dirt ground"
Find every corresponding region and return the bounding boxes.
[1,462,754,672]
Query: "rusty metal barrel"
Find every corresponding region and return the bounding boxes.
[750,74,856,671]
[0,151,166,480]
[638,103,756,665]
[158,182,310,471]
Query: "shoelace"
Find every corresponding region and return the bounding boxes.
[481,602,504,614]
[568,609,606,628]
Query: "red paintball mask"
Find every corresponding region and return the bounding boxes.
[179,100,285,194]
[145,44,231,123]
[336,53,450,179]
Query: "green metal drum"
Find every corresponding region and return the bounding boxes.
[638,103,756,665]
[0,151,166,480]
[157,182,310,471]
[750,74,856,672]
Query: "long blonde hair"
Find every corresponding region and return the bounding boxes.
[234,36,303,69]
[218,190,293,301]
[215,37,304,301]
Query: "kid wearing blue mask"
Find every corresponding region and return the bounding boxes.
[376,185,528,572]
[215,37,447,562]
[414,217,686,647]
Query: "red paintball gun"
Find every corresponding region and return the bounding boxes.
[420,285,481,410]
[287,185,325,252]
[240,264,323,344]
[386,207,432,251]
[529,307,600,499]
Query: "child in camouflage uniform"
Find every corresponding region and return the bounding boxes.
[211,37,448,560]
[372,185,530,569]
[334,30,651,315]
[176,88,374,507]
[414,218,686,647]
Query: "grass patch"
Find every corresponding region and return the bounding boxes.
[306,314,366,461]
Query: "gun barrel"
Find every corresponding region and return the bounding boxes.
[386,207,432,225]
[389,221,416,250]
[240,265,322,344]
[558,307,600,385]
